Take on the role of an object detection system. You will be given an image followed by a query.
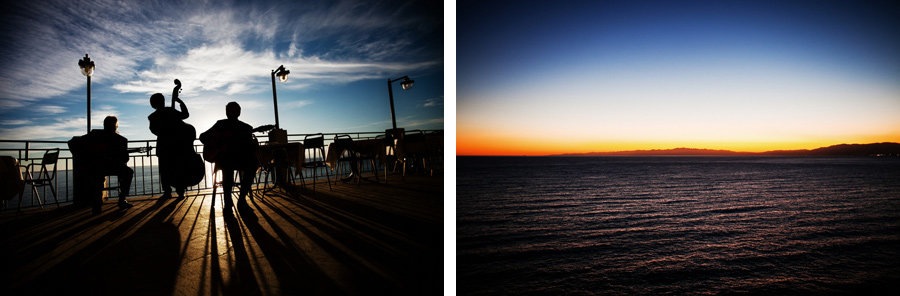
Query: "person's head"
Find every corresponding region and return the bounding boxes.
[150,93,165,109]
[226,101,241,119]
[103,116,118,133]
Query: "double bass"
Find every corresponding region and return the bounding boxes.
[170,79,206,188]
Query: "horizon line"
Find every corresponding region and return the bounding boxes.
[457,142,900,157]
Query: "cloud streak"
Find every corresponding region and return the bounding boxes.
[1,0,440,102]
[0,0,443,141]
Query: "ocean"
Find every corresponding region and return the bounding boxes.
[457,156,900,295]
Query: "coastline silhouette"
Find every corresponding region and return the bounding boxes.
[548,142,900,157]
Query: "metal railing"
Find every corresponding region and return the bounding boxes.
[1,130,442,209]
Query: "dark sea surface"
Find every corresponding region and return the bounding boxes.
[457,156,900,295]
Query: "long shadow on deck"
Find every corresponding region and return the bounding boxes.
[1,176,442,295]
[1,198,182,295]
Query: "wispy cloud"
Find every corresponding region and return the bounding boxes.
[37,105,67,114]
[402,117,445,129]
[1,0,439,102]
[422,97,444,108]
[283,100,313,109]
[0,117,86,141]
[0,0,443,141]
[0,119,32,126]
[109,42,436,95]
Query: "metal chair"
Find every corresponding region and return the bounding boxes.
[18,148,60,210]
[383,128,404,183]
[356,136,382,183]
[212,135,263,206]
[424,130,443,176]
[399,129,429,178]
[300,133,331,191]
[211,163,261,211]
[332,134,356,184]
[255,143,276,192]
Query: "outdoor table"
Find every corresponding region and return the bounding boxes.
[325,139,385,170]
[258,142,303,186]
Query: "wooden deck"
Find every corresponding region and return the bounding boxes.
[1,175,443,295]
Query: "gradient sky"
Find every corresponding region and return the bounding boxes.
[0,0,443,142]
[457,0,900,155]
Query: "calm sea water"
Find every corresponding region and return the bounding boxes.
[457,156,900,295]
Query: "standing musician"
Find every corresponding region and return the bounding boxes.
[148,81,191,199]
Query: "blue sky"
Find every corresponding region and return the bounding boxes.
[457,0,900,154]
[0,0,443,141]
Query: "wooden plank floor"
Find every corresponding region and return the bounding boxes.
[1,175,444,295]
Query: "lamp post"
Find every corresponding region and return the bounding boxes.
[270,65,290,130]
[387,75,414,131]
[78,54,95,133]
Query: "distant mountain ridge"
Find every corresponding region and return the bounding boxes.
[554,142,900,157]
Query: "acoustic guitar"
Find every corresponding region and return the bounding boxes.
[201,124,274,163]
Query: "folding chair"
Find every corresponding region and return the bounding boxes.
[383,128,404,183]
[212,135,262,206]
[19,148,60,210]
[399,129,428,178]
[300,133,331,191]
[211,163,253,208]
[255,143,276,192]
[356,136,382,183]
[332,134,356,184]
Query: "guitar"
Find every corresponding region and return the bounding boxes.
[169,79,206,187]
[201,124,275,163]
[254,124,276,134]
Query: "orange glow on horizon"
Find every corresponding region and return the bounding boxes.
[457,132,900,156]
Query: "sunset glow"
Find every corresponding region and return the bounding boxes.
[457,1,900,156]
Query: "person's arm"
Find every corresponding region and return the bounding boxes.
[175,98,190,119]
[117,136,130,164]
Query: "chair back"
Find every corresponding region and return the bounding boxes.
[42,149,60,164]
[304,133,325,149]
[38,149,60,180]
[333,134,353,148]
[385,128,404,143]
[404,130,426,143]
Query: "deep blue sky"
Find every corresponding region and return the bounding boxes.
[457,0,900,154]
[0,0,443,141]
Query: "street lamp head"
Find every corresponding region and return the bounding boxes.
[400,77,414,90]
[274,65,290,82]
[78,54,95,77]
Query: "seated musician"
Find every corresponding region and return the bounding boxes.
[200,102,257,212]
[85,116,134,212]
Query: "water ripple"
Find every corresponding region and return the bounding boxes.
[458,156,900,294]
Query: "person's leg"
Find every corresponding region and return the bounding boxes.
[117,165,134,208]
[159,156,173,198]
[222,168,235,209]
[238,168,254,203]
